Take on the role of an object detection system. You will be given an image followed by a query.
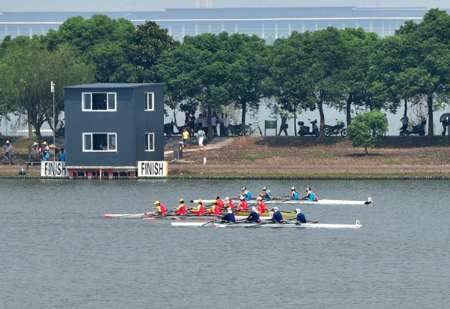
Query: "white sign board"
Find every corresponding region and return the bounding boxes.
[138,161,168,177]
[41,161,68,177]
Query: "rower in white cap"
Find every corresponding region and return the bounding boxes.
[221,207,236,223]
[271,206,285,224]
[246,206,261,223]
[295,208,318,224]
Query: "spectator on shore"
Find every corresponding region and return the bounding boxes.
[196,129,206,147]
[58,148,66,162]
[31,142,40,162]
[42,148,50,161]
[2,140,14,164]
[279,116,289,136]
[181,128,190,148]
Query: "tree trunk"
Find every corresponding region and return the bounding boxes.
[364,146,368,155]
[173,108,178,127]
[241,101,247,136]
[403,99,408,119]
[27,111,33,164]
[427,94,434,137]
[207,105,214,138]
[318,100,325,139]
[346,94,352,126]
[294,113,297,136]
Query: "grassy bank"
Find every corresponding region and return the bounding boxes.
[1,136,450,179]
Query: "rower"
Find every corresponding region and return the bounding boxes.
[175,199,187,216]
[208,201,222,216]
[259,186,272,201]
[271,207,285,224]
[241,186,252,201]
[224,197,234,210]
[215,196,225,211]
[221,208,236,223]
[256,196,267,215]
[154,200,167,217]
[295,208,318,224]
[290,187,300,200]
[191,201,206,216]
[304,187,318,202]
[246,206,261,223]
[237,195,248,211]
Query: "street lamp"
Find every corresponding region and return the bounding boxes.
[50,81,56,161]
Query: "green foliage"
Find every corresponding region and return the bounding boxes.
[0,37,94,138]
[347,111,388,154]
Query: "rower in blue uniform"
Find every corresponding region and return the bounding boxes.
[246,206,261,223]
[271,207,285,224]
[304,187,318,201]
[221,208,236,223]
[259,186,272,201]
[295,208,318,224]
[290,187,299,200]
[241,186,252,201]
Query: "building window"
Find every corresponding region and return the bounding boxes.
[145,133,155,152]
[83,133,117,152]
[82,92,117,111]
[145,92,154,111]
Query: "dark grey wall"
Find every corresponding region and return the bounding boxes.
[64,84,164,167]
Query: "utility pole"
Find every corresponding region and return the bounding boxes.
[50,81,56,161]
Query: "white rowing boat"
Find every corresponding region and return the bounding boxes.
[192,198,373,206]
[171,220,362,229]
[104,213,150,219]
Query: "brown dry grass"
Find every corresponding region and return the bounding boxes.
[168,137,450,178]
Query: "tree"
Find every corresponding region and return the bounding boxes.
[395,9,450,136]
[46,15,136,82]
[0,37,94,139]
[157,33,232,136]
[347,111,388,155]
[127,21,178,82]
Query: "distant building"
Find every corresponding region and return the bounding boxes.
[64,83,164,178]
[0,7,440,42]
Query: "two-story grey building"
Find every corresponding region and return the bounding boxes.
[64,83,164,178]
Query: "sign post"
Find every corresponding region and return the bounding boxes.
[137,161,168,177]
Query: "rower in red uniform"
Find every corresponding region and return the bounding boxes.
[191,201,206,216]
[208,201,222,216]
[237,195,248,211]
[215,196,225,211]
[224,197,234,210]
[256,196,266,215]
[175,199,187,216]
[154,200,167,217]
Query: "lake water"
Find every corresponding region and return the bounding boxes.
[0,179,449,309]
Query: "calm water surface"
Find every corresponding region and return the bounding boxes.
[0,179,449,309]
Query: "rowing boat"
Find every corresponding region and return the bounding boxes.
[192,198,373,206]
[105,212,297,220]
[171,220,362,229]
[104,213,150,219]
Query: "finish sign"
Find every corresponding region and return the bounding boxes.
[137,161,168,177]
[41,161,68,177]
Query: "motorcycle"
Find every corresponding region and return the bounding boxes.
[324,120,347,137]
[297,120,319,136]
[400,118,426,136]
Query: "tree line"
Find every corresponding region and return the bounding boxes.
[1,9,450,139]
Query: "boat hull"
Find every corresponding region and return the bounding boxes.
[171,221,362,229]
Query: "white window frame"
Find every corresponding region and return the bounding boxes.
[82,132,118,152]
[145,92,155,111]
[81,92,117,112]
[145,132,155,152]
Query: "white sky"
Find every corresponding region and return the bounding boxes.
[0,0,449,12]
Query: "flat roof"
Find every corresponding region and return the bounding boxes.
[65,83,164,89]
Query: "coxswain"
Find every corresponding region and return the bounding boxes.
[191,201,206,216]
[208,201,222,216]
[175,199,188,216]
[224,197,234,210]
[241,186,252,201]
[304,187,318,202]
[215,196,225,211]
[290,187,300,200]
[237,195,248,211]
[154,201,167,217]
[271,207,285,224]
[221,208,236,223]
[259,186,272,201]
[295,208,318,224]
[256,196,267,215]
[246,206,261,223]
